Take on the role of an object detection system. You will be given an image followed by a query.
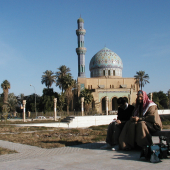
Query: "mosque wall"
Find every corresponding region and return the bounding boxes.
[78,77,139,113]
[79,77,137,90]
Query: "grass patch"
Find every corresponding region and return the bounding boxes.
[89,125,108,131]
[160,115,170,129]
[0,120,169,150]
[0,125,107,149]
[0,125,56,133]
[0,147,17,155]
[0,120,60,124]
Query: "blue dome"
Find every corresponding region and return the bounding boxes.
[89,47,123,77]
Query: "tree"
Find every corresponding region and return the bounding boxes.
[72,79,79,111]
[8,93,17,113]
[24,94,41,112]
[39,89,59,114]
[80,88,94,113]
[1,80,10,104]
[17,93,25,106]
[56,65,71,92]
[152,91,169,109]
[41,70,56,89]
[63,74,75,114]
[57,92,65,112]
[134,71,149,90]
[0,93,3,112]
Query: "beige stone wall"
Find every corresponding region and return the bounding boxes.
[78,77,139,113]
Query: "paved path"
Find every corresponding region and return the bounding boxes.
[0,137,170,170]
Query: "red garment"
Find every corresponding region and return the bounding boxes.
[134,90,156,116]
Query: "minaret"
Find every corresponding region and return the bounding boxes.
[76,16,87,77]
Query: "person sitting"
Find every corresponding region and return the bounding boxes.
[119,90,162,150]
[101,97,134,150]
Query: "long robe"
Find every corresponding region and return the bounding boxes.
[119,105,162,150]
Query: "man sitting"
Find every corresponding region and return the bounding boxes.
[101,97,134,150]
[119,90,162,150]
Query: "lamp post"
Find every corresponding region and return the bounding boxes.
[30,84,37,118]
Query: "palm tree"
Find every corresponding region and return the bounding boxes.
[17,93,25,106]
[134,71,149,90]
[8,93,17,113]
[62,74,74,92]
[57,92,65,112]
[63,74,75,114]
[1,80,10,104]
[56,65,71,92]
[41,70,56,89]
[80,88,94,113]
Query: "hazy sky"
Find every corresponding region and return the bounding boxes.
[0,0,170,96]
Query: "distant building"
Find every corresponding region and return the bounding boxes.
[76,17,139,113]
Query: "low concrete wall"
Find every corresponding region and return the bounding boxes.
[14,110,170,128]
[15,115,117,128]
[158,110,170,115]
[68,115,117,128]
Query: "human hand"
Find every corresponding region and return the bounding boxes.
[131,116,139,122]
[116,119,121,124]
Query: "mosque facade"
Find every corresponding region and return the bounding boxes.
[76,17,139,113]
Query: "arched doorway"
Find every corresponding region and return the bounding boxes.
[101,97,106,113]
[112,97,118,110]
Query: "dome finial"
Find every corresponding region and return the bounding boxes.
[77,16,84,23]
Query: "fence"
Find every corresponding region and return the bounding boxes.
[3,109,169,119]
[0,110,99,119]
[27,110,99,118]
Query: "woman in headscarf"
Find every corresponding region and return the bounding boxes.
[119,90,162,150]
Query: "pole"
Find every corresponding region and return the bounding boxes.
[81,97,84,116]
[106,76,108,115]
[23,100,26,122]
[105,96,108,115]
[30,85,37,118]
[54,98,57,121]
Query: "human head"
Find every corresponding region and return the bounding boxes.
[117,97,127,106]
[137,90,143,104]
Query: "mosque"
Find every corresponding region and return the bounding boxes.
[76,17,139,113]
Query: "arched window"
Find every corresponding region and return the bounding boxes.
[112,97,118,110]
[108,70,110,76]
[113,70,115,76]
[102,97,106,113]
[103,70,105,76]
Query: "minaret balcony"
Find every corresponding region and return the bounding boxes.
[76,47,87,54]
[76,29,86,35]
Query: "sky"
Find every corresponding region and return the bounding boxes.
[0,0,170,96]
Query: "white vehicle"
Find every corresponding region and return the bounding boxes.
[36,116,46,119]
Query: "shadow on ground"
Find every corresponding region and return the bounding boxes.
[42,140,84,146]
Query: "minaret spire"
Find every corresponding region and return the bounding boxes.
[76,17,86,77]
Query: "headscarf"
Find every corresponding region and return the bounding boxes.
[133,90,156,116]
